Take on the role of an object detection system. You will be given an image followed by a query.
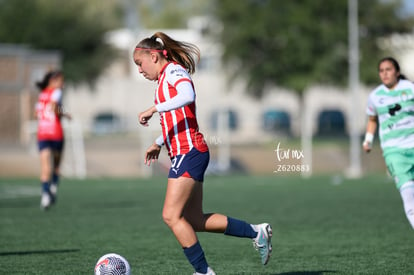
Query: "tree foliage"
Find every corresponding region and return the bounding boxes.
[0,0,122,86]
[138,0,214,29]
[214,0,414,98]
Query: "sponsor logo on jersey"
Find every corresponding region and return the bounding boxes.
[170,68,187,75]
[388,103,401,116]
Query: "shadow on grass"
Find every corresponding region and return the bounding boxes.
[0,248,80,256]
[275,271,337,275]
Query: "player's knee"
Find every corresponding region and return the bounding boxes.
[40,169,51,182]
[161,213,170,226]
[162,210,178,228]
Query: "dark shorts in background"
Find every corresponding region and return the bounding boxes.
[168,147,210,182]
[38,140,64,152]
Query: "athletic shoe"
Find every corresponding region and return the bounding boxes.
[49,184,58,204]
[40,192,51,210]
[193,267,216,275]
[252,223,273,265]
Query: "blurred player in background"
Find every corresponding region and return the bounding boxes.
[35,70,71,210]
[134,32,273,275]
[363,57,414,229]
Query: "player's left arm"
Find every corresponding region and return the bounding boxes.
[139,80,195,126]
[144,142,161,166]
[155,81,195,112]
[51,89,72,120]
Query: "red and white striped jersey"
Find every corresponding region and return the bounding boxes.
[155,62,208,157]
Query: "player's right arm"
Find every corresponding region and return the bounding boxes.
[363,115,377,153]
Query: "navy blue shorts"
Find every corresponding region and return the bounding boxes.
[38,140,64,152]
[168,147,210,182]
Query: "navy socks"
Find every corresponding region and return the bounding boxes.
[183,217,257,273]
[183,241,208,274]
[52,173,59,185]
[41,181,50,193]
[224,217,257,238]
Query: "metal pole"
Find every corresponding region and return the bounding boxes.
[348,0,362,177]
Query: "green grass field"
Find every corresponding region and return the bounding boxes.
[1,174,413,274]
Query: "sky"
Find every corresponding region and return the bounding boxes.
[402,0,414,17]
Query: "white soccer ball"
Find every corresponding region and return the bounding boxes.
[94,253,131,275]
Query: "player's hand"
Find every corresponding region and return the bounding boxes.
[64,113,72,121]
[138,106,157,126]
[144,143,161,166]
[362,141,372,153]
[362,132,374,153]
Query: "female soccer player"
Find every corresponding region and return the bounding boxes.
[134,32,273,274]
[363,57,414,229]
[35,70,71,210]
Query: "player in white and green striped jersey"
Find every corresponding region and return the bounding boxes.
[363,57,414,229]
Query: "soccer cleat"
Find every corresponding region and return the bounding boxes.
[40,192,51,210]
[252,223,273,265]
[193,267,216,275]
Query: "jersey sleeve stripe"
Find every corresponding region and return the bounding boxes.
[173,78,192,89]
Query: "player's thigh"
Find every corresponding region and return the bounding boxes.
[51,140,64,168]
[385,152,414,188]
[52,149,62,169]
[163,177,197,219]
[183,181,203,220]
